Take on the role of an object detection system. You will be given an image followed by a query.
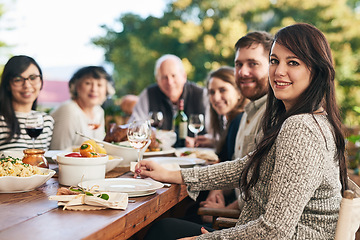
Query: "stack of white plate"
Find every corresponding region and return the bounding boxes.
[78,178,164,197]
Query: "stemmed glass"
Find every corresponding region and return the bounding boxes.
[188,114,205,148]
[127,120,152,163]
[25,112,44,149]
[148,111,164,129]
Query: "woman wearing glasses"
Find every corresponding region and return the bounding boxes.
[0,55,54,151]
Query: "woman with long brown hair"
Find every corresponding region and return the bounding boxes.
[136,23,347,239]
[0,55,54,151]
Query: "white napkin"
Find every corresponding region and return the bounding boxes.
[49,192,128,210]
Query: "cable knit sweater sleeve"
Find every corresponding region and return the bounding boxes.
[181,114,341,239]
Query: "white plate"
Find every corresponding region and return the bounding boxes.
[128,190,156,197]
[78,178,164,194]
[0,168,56,193]
[174,147,219,162]
[143,148,176,157]
[147,157,206,168]
[175,147,215,156]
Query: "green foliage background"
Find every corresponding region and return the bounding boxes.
[93,0,360,125]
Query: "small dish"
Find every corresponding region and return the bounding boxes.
[56,153,108,186]
[0,168,55,193]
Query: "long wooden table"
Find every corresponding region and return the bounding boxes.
[0,167,189,240]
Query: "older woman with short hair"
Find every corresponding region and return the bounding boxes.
[50,66,114,150]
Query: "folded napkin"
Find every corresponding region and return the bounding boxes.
[49,191,128,210]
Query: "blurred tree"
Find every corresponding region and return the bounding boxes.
[93,0,360,125]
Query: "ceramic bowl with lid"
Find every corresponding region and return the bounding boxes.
[56,153,108,186]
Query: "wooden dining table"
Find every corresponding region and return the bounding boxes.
[0,165,190,240]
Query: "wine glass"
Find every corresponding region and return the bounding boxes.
[127,120,152,164]
[188,114,205,148]
[25,112,44,149]
[148,111,164,129]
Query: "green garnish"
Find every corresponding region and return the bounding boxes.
[97,193,110,200]
[69,186,109,200]
[182,151,192,155]
[80,144,89,149]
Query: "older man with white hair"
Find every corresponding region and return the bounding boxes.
[128,54,207,134]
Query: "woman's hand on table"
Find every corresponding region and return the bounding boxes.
[134,159,184,184]
[178,227,209,240]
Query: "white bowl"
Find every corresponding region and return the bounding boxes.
[1,150,24,159]
[102,141,138,166]
[106,157,124,172]
[56,153,108,186]
[0,168,55,193]
[156,130,177,150]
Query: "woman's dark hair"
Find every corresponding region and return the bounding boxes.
[68,66,114,100]
[240,23,347,200]
[206,66,247,153]
[0,55,43,141]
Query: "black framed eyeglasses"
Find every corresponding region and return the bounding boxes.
[11,74,41,86]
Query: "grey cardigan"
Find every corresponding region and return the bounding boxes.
[182,114,342,239]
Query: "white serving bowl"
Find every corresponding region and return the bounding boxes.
[0,168,55,193]
[156,130,177,150]
[102,141,138,166]
[56,153,108,186]
[1,150,24,159]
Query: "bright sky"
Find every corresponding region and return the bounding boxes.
[0,0,167,79]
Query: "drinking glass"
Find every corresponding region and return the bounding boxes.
[127,120,152,163]
[25,112,44,149]
[148,111,164,129]
[188,114,205,148]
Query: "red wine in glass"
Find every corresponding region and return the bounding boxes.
[25,113,44,149]
[25,128,43,139]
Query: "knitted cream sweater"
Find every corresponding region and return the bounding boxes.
[182,114,342,239]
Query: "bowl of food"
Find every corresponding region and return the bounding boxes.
[56,152,108,186]
[1,150,24,159]
[0,157,55,193]
[102,141,138,167]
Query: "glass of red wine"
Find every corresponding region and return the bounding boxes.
[25,112,44,149]
[148,111,164,129]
